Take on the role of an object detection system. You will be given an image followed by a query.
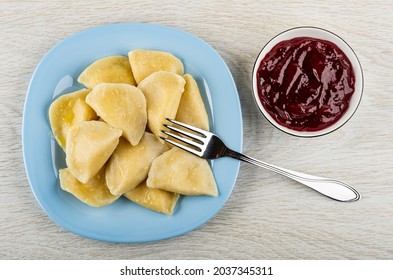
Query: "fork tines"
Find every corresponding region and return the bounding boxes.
[160,118,206,156]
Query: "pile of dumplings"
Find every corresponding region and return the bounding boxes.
[49,50,218,215]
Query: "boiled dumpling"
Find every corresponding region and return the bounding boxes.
[59,167,120,207]
[77,55,136,88]
[66,120,122,184]
[85,83,147,146]
[106,133,167,195]
[176,74,210,131]
[138,71,185,139]
[128,49,184,84]
[49,89,97,150]
[124,180,179,215]
[147,148,218,196]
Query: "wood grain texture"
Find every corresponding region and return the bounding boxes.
[1,0,392,259]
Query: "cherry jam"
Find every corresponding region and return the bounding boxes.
[256,37,355,132]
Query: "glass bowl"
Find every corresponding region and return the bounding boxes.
[252,26,363,137]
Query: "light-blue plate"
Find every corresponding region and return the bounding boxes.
[23,23,243,243]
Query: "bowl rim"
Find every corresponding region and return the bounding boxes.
[251,26,364,138]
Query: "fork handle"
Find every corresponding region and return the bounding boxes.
[226,150,360,202]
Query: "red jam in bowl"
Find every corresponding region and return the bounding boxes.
[256,37,355,132]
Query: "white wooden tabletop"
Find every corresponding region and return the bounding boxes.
[1,0,392,260]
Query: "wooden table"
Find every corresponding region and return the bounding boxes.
[1,0,392,259]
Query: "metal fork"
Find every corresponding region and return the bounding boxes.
[160,118,361,202]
